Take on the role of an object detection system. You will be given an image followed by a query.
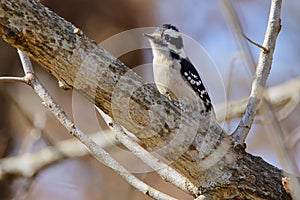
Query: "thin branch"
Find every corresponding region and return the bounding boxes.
[276,93,300,120]
[221,0,256,73]
[232,0,282,144]
[214,77,300,121]
[222,1,299,198]
[0,76,25,83]
[15,51,178,200]
[98,108,199,196]
[0,49,35,83]
[18,49,34,74]
[241,32,269,53]
[0,130,116,179]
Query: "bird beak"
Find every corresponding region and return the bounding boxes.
[144,33,155,40]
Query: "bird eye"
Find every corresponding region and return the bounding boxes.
[165,35,170,42]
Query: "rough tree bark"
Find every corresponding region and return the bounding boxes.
[0,0,292,199]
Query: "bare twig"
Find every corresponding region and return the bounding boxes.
[241,32,269,53]
[98,108,199,196]
[222,0,256,72]
[0,76,25,83]
[14,50,178,200]
[0,49,32,84]
[224,54,237,132]
[18,49,34,74]
[232,0,282,144]
[276,93,300,120]
[0,130,116,179]
[214,77,300,121]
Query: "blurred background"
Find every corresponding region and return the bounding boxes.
[0,0,299,199]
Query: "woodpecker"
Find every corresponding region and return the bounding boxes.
[145,24,214,116]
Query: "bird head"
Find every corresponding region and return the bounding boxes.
[145,24,186,58]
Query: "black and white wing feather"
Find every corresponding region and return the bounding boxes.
[180,58,213,113]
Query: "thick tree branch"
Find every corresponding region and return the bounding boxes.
[0,77,297,182]
[0,0,291,199]
[99,108,199,195]
[15,50,178,200]
[0,0,230,190]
